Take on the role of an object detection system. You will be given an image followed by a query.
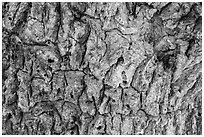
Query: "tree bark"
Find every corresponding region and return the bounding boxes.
[2,2,202,135]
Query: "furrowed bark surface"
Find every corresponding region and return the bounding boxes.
[2,2,202,135]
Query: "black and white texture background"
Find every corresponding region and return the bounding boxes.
[2,2,202,135]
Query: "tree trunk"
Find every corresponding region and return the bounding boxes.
[2,2,202,135]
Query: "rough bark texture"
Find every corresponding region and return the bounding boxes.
[2,2,202,135]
